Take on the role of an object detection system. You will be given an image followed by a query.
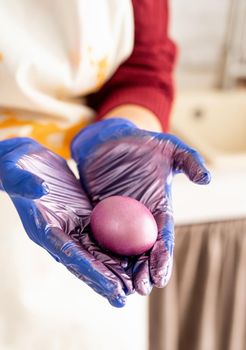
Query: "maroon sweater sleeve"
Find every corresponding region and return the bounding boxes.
[86,0,177,132]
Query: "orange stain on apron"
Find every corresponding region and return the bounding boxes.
[0,110,90,159]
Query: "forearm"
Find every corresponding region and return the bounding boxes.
[102,104,163,132]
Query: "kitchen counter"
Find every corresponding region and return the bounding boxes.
[172,166,246,225]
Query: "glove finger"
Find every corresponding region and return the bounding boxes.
[78,232,134,295]
[150,215,174,288]
[0,138,49,199]
[0,159,49,199]
[43,227,127,308]
[0,137,37,158]
[132,254,153,296]
[173,141,211,184]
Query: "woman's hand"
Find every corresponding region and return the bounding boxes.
[0,138,133,307]
[71,118,211,295]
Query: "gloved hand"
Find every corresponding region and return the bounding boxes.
[71,118,211,295]
[0,138,133,307]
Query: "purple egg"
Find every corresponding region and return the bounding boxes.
[90,196,158,256]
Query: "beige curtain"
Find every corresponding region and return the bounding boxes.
[149,219,246,350]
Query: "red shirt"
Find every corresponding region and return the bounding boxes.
[87,0,177,132]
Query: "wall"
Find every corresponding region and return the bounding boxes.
[170,0,231,89]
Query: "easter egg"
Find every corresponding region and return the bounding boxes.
[90,196,158,256]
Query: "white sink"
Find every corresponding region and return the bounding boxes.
[170,89,246,224]
[170,89,246,169]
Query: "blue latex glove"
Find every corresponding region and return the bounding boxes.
[0,138,133,307]
[71,118,211,295]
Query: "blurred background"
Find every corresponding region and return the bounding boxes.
[172,0,246,90]
[150,1,246,350]
[0,0,245,350]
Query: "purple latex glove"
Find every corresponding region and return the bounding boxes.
[0,138,133,307]
[71,119,211,295]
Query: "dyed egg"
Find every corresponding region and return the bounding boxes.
[90,196,158,256]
